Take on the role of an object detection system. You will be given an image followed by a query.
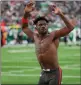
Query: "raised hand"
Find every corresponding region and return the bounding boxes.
[50,5,62,15]
[24,0,35,13]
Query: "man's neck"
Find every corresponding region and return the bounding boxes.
[39,32,49,39]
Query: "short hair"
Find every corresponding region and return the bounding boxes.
[34,16,49,25]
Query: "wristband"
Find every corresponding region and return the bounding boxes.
[22,17,28,23]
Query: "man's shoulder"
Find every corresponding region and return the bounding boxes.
[33,32,39,39]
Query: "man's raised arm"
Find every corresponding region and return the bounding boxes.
[22,0,35,39]
[50,5,76,39]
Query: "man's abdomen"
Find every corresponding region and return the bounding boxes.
[37,46,59,69]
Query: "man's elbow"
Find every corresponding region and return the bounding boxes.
[22,24,28,32]
[22,28,27,33]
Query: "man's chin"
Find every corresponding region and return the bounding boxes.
[41,32,47,35]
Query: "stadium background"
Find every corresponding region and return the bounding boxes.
[1,0,81,84]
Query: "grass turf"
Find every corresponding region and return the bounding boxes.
[1,43,80,84]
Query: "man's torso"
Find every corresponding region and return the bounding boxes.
[34,32,59,69]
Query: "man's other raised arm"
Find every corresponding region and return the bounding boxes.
[50,6,76,39]
[54,18,76,39]
[22,0,35,39]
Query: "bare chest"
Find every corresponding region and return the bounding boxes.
[34,35,52,54]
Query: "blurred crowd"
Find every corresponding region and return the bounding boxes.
[1,1,81,46]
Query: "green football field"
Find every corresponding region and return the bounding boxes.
[1,43,80,84]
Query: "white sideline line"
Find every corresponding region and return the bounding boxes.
[1,73,80,78]
[2,60,80,65]
[9,70,24,73]
[59,54,80,57]
[63,76,80,78]
[3,58,80,61]
[2,59,38,63]
[59,61,80,63]
[8,49,35,53]
[64,47,80,49]
[4,44,79,49]
[3,44,35,48]
[7,47,80,54]
[62,64,80,67]
[3,54,80,60]
[8,49,80,56]
[2,66,80,70]
[2,66,40,69]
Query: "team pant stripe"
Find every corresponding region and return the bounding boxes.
[58,67,62,85]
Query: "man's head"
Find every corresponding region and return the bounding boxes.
[34,17,49,35]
